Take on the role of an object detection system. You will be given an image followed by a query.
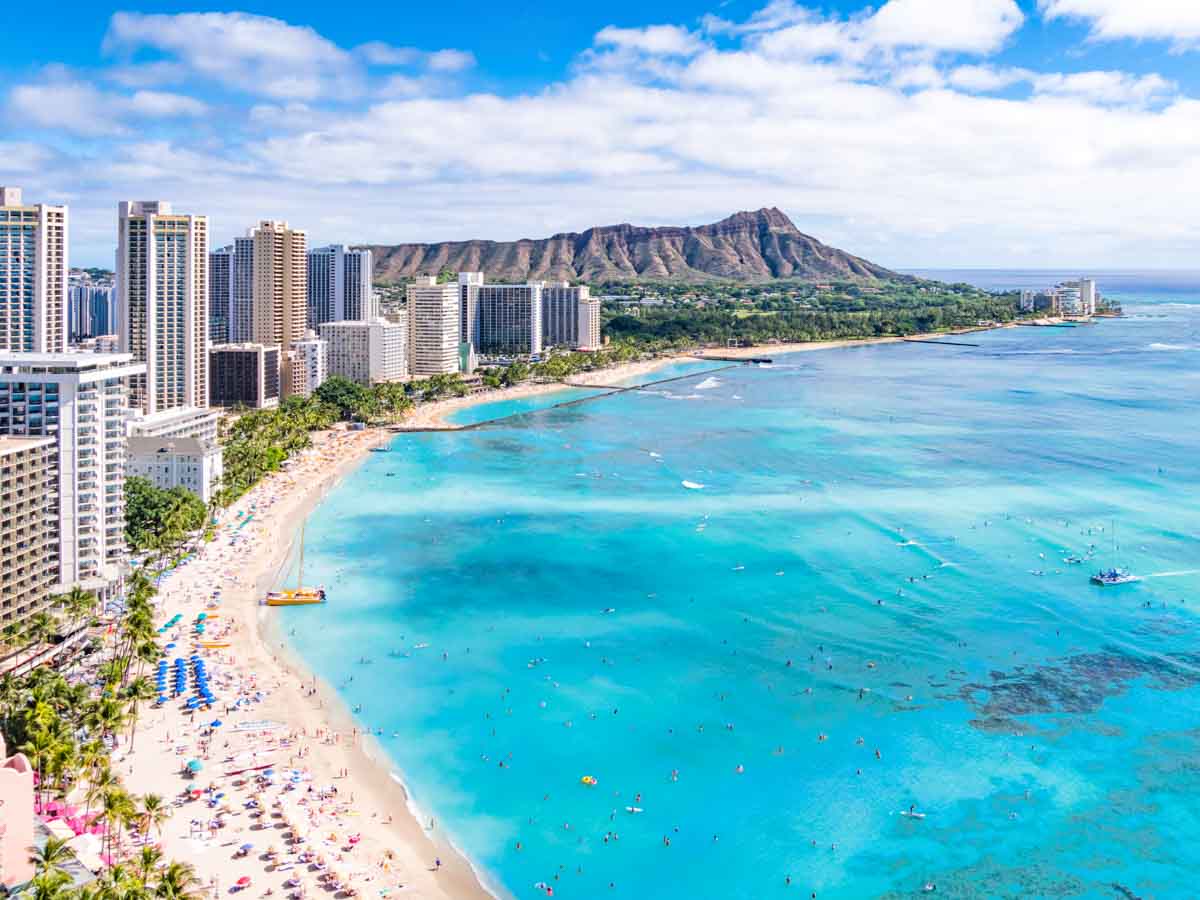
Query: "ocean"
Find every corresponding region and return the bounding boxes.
[280,272,1200,898]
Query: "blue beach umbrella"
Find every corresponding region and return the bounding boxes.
[186,759,202,771]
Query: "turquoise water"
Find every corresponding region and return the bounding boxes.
[283,289,1200,899]
[448,361,732,426]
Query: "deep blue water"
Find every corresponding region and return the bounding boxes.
[281,276,1200,899]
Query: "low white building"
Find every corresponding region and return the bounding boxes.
[319,318,407,385]
[289,331,327,397]
[127,405,220,444]
[127,436,224,504]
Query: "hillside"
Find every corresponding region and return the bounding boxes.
[365,208,898,283]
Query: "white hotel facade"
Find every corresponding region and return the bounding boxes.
[0,353,146,599]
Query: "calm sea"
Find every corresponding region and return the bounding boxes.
[281,272,1200,899]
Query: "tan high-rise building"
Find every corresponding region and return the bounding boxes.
[407,276,461,376]
[0,436,58,633]
[117,200,209,415]
[0,187,67,354]
[249,221,308,356]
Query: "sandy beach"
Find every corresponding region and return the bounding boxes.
[397,354,696,430]
[117,425,496,900]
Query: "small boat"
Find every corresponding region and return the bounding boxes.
[1090,569,1141,586]
[264,525,327,606]
[899,810,927,819]
[1090,521,1138,586]
[1063,555,1085,565]
[264,588,326,606]
[624,806,644,814]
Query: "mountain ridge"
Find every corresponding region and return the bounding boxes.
[364,208,899,283]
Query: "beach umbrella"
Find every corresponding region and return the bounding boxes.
[237,876,251,887]
[241,843,254,851]
[187,760,203,772]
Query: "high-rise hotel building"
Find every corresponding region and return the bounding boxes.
[308,245,373,328]
[406,277,461,376]
[476,282,543,356]
[542,283,602,351]
[208,246,233,345]
[117,201,209,415]
[250,221,307,352]
[0,353,146,599]
[0,187,67,355]
[0,435,58,631]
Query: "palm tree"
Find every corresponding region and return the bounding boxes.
[138,793,170,842]
[99,786,136,862]
[134,844,165,884]
[19,727,61,810]
[28,835,73,878]
[153,860,203,899]
[27,870,73,900]
[54,584,97,633]
[21,610,60,651]
[122,676,158,749]
[83,762,119,820]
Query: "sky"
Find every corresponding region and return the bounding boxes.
[3,0,1200,269]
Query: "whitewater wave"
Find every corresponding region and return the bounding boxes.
[681,481,706,490]
[1147,343,1194,351]
[695,377,723,390]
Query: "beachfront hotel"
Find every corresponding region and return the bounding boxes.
[406,276,462,376]
[0,353,146,603]
[0,436,58,632]
[542,283,602,350]
[308,244,374,328]
[209,342,281,409]
[0,187,68,355]
[117,200,209,415]
[127,436,224,504]
[320,318,407,385]
[249,221,308,356]
[476,282,544,356]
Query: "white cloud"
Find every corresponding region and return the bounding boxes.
[1040,0,1200,46]
[867,0,1024,53]
[427,49,477,73]
[948,64,1030,91]
[103,11,359,100]
[595,25,705,56]
[127,90,209,118]
[21,1,1200,269]
[0,141,50,174]
[1032,70,1175,105]
[355,41,423,66]
[7,73,207,136]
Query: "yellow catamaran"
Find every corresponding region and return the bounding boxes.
[263,525,326,606]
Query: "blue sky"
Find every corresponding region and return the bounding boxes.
[3,0,1199,268]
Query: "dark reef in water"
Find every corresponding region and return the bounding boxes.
[958,647,1200,731]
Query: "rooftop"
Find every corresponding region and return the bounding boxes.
[0,435,56,457]
[127,436,218,456]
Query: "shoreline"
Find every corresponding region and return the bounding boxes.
[400,325,1016,429]
[120,426,496,900]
